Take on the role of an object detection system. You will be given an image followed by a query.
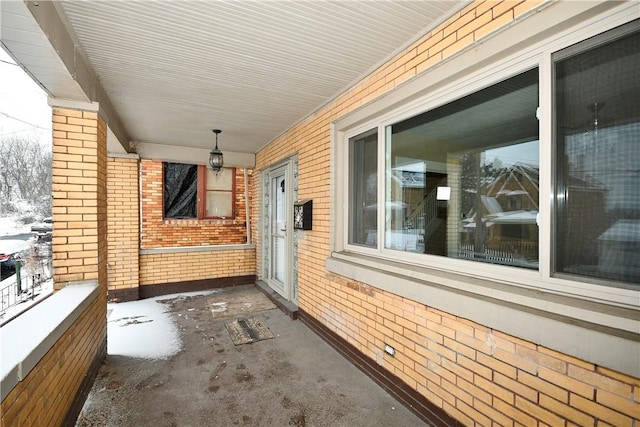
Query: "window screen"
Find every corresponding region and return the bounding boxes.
[554,21,640,287]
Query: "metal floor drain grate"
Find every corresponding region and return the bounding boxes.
[224,317,275,345]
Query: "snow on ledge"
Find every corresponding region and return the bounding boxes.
[0,281,99,401]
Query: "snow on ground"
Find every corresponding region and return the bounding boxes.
[0,215,31,236]
[107,290,218,359]
[0,239,31,255]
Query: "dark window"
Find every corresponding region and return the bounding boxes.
[164,163,197,219]
[163,163,235,219]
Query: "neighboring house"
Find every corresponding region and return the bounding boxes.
[1,1,639,426]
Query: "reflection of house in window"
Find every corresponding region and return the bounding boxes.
[460,162,540,266]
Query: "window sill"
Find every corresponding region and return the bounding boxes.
[326,251,640,378]
[162,218,244,225]
[140,243,255,255]
[0,281,99,400]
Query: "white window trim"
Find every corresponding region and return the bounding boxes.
[330,2,640,377]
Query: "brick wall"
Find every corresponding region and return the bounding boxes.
[140,248,256,286]
[140,159,250,248]
[0,294,107,426]
[255,1,640,425]
[320,275,640,426]
[51,108,108,288]
[107,156,140,301]
[138,160,255,287]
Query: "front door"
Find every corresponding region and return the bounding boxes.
[267,163,292,299]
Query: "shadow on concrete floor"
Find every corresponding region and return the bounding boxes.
[76,285,428,427]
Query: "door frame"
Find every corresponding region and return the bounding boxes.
[262,158,295,302]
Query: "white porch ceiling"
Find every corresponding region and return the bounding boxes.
[3,0,464,155]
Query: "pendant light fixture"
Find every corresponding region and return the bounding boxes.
[209,129,224,172]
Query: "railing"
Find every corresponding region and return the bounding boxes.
[0,244,52,315]
[405,177,447,233]
[458,240,538,268]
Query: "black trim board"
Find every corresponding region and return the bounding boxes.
[139,275,256,299]
[298,308,462,427]
[107,287,139,303]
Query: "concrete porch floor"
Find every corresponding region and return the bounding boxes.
[75,285,428,427]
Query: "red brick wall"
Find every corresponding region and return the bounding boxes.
[138,160,255,287]
[140,160,251,248]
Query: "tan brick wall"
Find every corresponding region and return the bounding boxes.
[140,160,250,248]
[254,1,640,425]
[0,294,106,427]
[319,276,640,426]
[139,248,256,286]
[51,108,108,289]
[107,157,140,298]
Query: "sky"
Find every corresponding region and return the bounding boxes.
[0,48,51,143]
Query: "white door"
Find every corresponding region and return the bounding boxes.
[268,164,292,299]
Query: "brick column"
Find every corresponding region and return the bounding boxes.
[51,107,107,291]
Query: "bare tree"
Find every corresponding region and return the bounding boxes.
[0,134,51,215]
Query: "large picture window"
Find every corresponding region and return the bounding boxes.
[343,18,640,290]
[385,69,539,268]
[163,163,235,219]
[554,22,640,286]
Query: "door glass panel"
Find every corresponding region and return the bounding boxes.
[272,175,286,284]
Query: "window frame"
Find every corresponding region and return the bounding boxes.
[336,5,640,308]
[162,163,236,220]
[197,166,237,220]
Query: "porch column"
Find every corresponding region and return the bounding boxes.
[51,104,107,292]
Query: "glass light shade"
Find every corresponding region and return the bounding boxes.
[209,148,223,171]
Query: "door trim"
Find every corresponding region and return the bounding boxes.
[262,158,295,302]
